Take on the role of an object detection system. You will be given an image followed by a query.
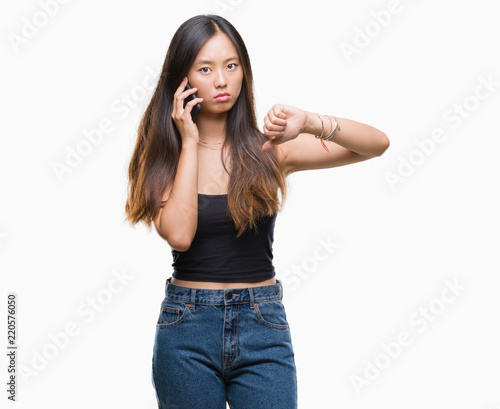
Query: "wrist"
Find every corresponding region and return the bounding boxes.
[303,111,315,135]
[303,112,328,136]
[181,139,200,150]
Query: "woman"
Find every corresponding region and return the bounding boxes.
[125,14,389,409]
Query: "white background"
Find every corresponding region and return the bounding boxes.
[2,0,499,408]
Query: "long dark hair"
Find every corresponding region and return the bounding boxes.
[124,14,288,238]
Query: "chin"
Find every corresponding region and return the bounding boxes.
[204,106,233,116]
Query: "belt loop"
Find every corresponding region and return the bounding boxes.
[190,288,196,309]
[249,287,256,309]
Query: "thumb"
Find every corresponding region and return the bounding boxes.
[262,140,273,152]
[277,104,286,119]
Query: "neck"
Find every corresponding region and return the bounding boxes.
[196,111,228,143]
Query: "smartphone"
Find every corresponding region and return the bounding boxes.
[183,82,201,123]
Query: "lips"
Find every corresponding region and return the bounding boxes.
[215,93,230,102]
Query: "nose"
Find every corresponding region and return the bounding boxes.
[214,68,228,88]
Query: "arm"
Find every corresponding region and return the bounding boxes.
[153,140,199,252]
[153,77,203,251]
[263,105,390,173]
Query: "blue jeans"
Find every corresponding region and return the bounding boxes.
[151,277,297,408]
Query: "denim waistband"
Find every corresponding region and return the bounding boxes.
[164,277,283,306]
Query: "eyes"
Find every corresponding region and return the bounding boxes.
[199,63,238,74]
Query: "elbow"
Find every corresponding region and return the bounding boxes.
[154,219,193,251]
[168,235,193,252]
[172,242,192,252]
[156,226,193,252]
[375,132,390,157]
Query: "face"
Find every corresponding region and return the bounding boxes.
[187,33,244,117]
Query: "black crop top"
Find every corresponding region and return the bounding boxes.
[171,193,277,282]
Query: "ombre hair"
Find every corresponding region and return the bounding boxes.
[124,14,288,238]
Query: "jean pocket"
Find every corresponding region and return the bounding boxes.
[156,298,190,329]
[253,299,289,330]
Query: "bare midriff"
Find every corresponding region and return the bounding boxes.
[170,277,277,289]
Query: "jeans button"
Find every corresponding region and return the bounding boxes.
[227,292,233,300]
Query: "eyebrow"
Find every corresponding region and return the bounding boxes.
[194,56,239,66]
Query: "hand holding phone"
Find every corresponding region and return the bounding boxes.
[183,82,202,123]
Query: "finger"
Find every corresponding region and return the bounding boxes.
[263,128,285,138]
[266,110,287,127]
[173,78,198,106]
[263,120,283,135]
[185,97,204,107]
[183,97,203,116]
[178,97,203,123]
[264,128,285,137]
[173,80,190,116]
[268,113,286,127]
[177,87,199,110]
[268,112,286,128]
[174,77,188,97]
[273,104,287,119]
[180,86,199,100]
[263,118,285,134]
[184,98,203,112]
[173,81,199,116]
[264,116,285,132]
[262,136,284,152]
[262,140,274,152]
